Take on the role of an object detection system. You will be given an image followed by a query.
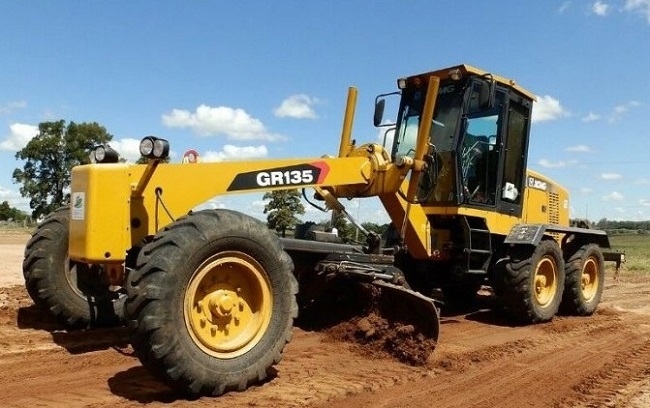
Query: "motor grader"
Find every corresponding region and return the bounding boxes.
[23,64,622,397]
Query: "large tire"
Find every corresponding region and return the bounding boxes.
[125,209,298,397]
[560,244,605,315]
[22,207,124,328]
[498,240,565,323]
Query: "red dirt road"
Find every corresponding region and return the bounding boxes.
[1,232,649,407]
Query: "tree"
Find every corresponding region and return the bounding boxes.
[0,200,28,221]
[263,189,305,237]
[12,120,112,219]
[330,210,355,242]
[136,156,171,164]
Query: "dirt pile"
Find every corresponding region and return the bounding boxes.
[326,311,437,365]
[299,281,438,366]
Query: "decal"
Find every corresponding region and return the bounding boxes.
[182,149,199,163]
[439,84,456,95]
[527,176,548,191]
[227,162,329,191]
[71,192,85,220]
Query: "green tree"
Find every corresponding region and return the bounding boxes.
[0,201,28,222]
[12,120,112,219]
[263,189,305,237]
[330,210,355,242]
[136,156,171,164]
[360,222,388,236]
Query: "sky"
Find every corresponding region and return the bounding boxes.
[1,0,650,225]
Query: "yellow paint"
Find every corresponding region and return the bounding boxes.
[69,63,567,266]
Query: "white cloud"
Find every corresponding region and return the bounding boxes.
[600,172,622,180]
[559,1,572,13]
[565,144,592,152]
[580,187,594,194]
[0,100,27,115]
[202,145,268,162]
[624,0,650,23]
[0,123,38,151]
[376,125,395,148]
[587,102,643,124]
[0,185,30,212]
[592,1,610,16]
[532,95,569,123]
[274,94,320,119]
[603,191,624,201]
[162,104,285,141]
[538,159,567,168]
[608,101,641,122]
[192,197,227,212]
[640,198,650,206]
[107,138,142,162]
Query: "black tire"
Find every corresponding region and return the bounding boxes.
[560,244,605,316]
[125,209,298,397]
[497,240,565,323]
[23,207,124,328]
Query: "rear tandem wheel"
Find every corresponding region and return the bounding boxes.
[126,209,298,397]
[560,244,605,315]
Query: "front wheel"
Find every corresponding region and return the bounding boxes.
[22,207,124,328]
[497,240,565,323]
[560,244,605,315]
[126,209,298,397]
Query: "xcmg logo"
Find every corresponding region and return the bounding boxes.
[527,177,548,191]
[227,162,329,191]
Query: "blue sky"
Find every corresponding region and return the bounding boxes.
[1,1,649,224]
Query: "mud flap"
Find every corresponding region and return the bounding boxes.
[371,280,441,342]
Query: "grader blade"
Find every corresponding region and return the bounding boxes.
[371,280,441,342]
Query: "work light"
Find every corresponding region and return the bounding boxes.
[139,136,170,160]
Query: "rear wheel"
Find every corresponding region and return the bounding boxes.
[126,209,298,397]
[498,240,565,323]
[560,244,604,315]
[22,207,124,328]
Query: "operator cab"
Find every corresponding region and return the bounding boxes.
[375,65,534,217]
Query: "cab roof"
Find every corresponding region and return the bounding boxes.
[404,64,536,102]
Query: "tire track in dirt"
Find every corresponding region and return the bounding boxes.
[1,273,650,407]
[556,339,650,408]
[311,306,650,408]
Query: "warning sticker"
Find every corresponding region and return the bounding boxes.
[71,192,85,220]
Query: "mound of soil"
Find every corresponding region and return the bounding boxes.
[326,312,437,366]
[298,281,438,366]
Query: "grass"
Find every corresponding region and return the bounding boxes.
[608,234,650,273]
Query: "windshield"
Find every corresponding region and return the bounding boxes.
[392,83,464,158]
[392,81,465,203]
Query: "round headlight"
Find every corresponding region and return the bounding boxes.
[153,138,169,158]
[140,137,154,156]
[95,146,106,162]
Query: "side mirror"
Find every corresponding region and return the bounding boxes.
[373,98,386,127]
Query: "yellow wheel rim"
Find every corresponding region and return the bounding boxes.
[533,255,558,307]
[581,257,599,302]
[184,251,272,359]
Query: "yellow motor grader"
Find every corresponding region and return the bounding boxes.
[22,64,622,397]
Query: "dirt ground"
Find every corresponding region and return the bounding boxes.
[1,231,649,408]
